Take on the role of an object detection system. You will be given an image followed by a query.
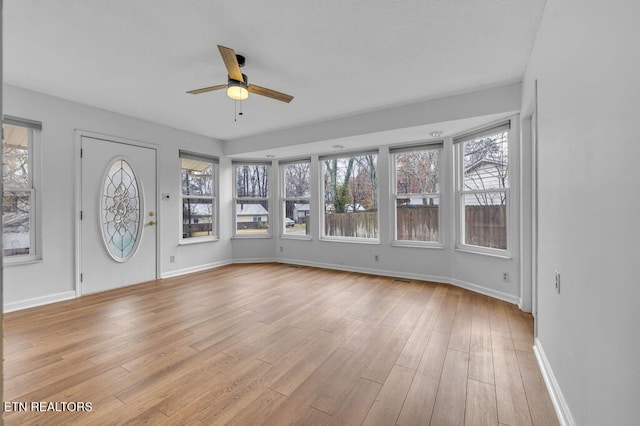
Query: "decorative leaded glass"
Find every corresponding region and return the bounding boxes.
[101,159,142,262]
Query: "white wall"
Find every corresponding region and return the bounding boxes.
[4,85,232,309]
[522,0,640,424]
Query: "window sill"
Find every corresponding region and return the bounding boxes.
[319,237,380,245]
[179,236,219,246]
[391,242,445,250]
[280,235,312,241]
[232,235,273,240]
[454,246,512,259]
[4,255,43,267]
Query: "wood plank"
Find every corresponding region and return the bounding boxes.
[395,308,437,370]
[397,330,449,425]
[433,293,460,333]
[465,378,498,426]
[493,348,533,426]
[516,350,560,426]
[469,313,494,384]
[449,300,473,352]
[431,349,469,426]
[331,378,382,425]
[361,365,415,426]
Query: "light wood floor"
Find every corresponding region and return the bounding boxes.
[4,263,558,425]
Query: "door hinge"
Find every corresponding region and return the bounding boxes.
[80,148,83,158]
[80,210,83,220]
[80,273,83,283]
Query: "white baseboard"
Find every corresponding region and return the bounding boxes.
[277,258,519,305]
[533,338,575,426]
[232,257,277,264]
[161,260,232,279]
[4,290,76,313]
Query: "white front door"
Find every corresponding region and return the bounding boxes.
[80,135,157,294]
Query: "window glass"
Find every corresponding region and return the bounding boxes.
[282,161,311,236]
[394,148,441,243]
[322,153,378,240]
[3,123,37,258]
[458,129,509,251]
[180,154,217,240]
[234,163,270,236]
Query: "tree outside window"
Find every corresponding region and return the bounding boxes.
[393,145,441,243]
[322,153,378,240]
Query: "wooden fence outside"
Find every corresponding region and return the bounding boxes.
[324,205,506,249]
[464,205,506,249]
[324,212,378,239]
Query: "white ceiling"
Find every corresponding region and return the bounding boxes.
[4,0,546,143]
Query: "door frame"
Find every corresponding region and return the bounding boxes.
[74,130,160,297]
[519,80,539,334]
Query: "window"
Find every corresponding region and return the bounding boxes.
[2,117,42,261]
[281,159,311,237]
[392,143,442,244]
[234,162,271,236]
[180,151,218,241]
[321,151,378,241]
[455,122,510,252]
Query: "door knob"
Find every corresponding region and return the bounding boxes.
[149,220,156,226]
[149,211,155,216]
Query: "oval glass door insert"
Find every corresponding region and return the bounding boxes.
[101,158,143,262]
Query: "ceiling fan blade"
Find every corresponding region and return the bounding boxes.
[248,84,294,103]
[218,45,244,82]
[186,84,227,94]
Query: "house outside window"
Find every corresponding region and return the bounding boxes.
[234,162,271,237]
[320,151,379,241]
[455,121,510,253]
[281,159,311,237]
[180,151,218,241]
[392,143,442,245]
[2,117,42,262]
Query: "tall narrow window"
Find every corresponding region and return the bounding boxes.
[455,121,510,252]
[321,151,378,241]
[281,159,311,237]
[2,117,41,260]
[180,151,218,241]
[392,143,442,244]
[234,161,271,236]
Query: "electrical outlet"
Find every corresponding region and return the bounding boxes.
[374,254,380,262]
[169,255,175,263]
[555,271,561,294]
[502,272,509,282]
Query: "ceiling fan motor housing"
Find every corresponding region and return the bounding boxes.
[228,73,248,87]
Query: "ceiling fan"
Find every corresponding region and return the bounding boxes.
[186,45,294,103]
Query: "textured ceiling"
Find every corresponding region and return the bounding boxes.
[4,0,546,142]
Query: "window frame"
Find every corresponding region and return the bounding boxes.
[391,142,444,248]
[454,121,511,256]
[179,151,219,244]
[319,150,380,243]
[2,116,43,264]
[280,158,312,240]
[233,161,272,238]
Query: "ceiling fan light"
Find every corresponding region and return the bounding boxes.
[227,80,249,100]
